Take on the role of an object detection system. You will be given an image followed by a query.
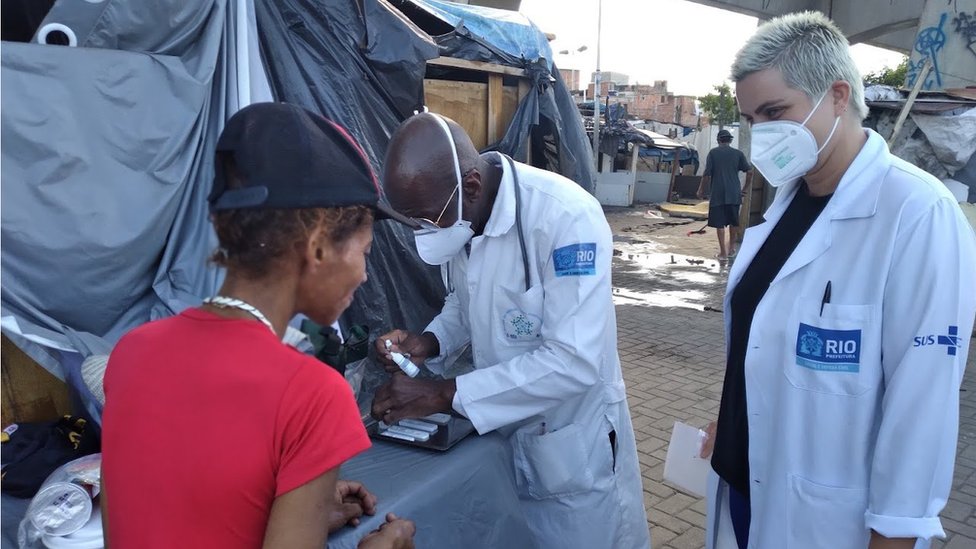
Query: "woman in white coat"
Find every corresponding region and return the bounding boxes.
[700,12,976,549]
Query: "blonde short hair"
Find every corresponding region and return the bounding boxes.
[731,11,868,120]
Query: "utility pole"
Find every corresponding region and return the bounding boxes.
[591,0,603,170]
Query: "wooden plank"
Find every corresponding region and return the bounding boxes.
[1,335,71,425]
[888,57,931,146]
[748,171,767,227]
[428,56,527,78]
[667,148,683,200]
[424,79,489,150]
[517,79,532,102]
[738,171,754,238]
[487,74,504,145]
[502,86,519,133]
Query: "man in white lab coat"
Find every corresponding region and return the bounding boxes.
[698,12,976,549]
[370,112,651,549]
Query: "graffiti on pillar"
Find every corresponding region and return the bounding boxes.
[908,13,947,90]
[953,11,976,58]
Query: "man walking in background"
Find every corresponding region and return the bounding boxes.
[697,129,752,260]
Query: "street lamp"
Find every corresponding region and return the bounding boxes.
[557,45,588,55]
[555,45,589,101]
[592,0,603,170]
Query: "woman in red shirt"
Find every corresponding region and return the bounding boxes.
[101,103,417,549]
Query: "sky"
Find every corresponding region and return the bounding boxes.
[518,0,907,97]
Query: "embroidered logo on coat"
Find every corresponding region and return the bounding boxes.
[553,243,596,277]
[502,309,543,341]
[795,323,861,373]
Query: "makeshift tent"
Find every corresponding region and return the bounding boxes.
[0,0,594,425]
[864,85,976,202]
[2,0,270,427]
[398,0,594,190]
[395,0,553,69]
[635,130,700,172]
[598,122,698,170]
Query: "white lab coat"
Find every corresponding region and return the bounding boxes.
[705,130,976,549]
[424,153,651,549]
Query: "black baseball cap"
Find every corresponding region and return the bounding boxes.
[208,102,417,228]
[717,129,733,141]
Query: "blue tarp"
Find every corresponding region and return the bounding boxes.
[639,147,698,162]
[578,101,606,113]
[408,0,552,68]
[639,146,700,172]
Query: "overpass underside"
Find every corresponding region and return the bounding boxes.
[685,0,923,53]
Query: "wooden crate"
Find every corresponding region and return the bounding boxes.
[424,57,530,150]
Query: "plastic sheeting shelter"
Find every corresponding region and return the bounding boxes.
[400,0,553,69]
[0,0,594,421]
[2,0,268,395]
[400,0,595,191]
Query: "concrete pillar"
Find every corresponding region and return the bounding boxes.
[906,0,976,91]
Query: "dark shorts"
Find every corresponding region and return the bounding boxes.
[708,204,740,228]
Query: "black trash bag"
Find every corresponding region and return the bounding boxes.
[1,416,100,498]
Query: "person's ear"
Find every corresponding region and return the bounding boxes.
[303,226,333,273]
[461,169,483,203]
[830,80,851,116]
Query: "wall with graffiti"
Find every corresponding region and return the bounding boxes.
[907,0,976,91]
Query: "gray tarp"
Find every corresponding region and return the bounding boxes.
[1,434,538,549]
[1,0,270,376]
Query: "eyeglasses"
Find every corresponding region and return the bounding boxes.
[411,168,475,230]
[414,185,459,230]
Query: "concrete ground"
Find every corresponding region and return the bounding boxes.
[607,207,976,549]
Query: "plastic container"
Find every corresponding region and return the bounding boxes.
[27,483,93,536]
[41,509,103,549]
[18,454,101,549]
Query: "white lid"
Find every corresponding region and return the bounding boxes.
[42,508,103,549]
[28,483,92,536]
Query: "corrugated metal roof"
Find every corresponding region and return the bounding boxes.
[635,129,687,149]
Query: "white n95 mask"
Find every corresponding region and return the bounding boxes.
[413,115,474,266]
[414,188,474,265]
[750,92,840,188]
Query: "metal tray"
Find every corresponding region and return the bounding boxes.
[364,415,476,452]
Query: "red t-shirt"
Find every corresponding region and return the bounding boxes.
[102,309,370,548]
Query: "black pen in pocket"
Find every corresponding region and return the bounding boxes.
[820,280,832,316]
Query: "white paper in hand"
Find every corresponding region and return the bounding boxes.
[663,421,711,498]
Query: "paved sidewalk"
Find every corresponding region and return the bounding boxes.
[608,208,976,548]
